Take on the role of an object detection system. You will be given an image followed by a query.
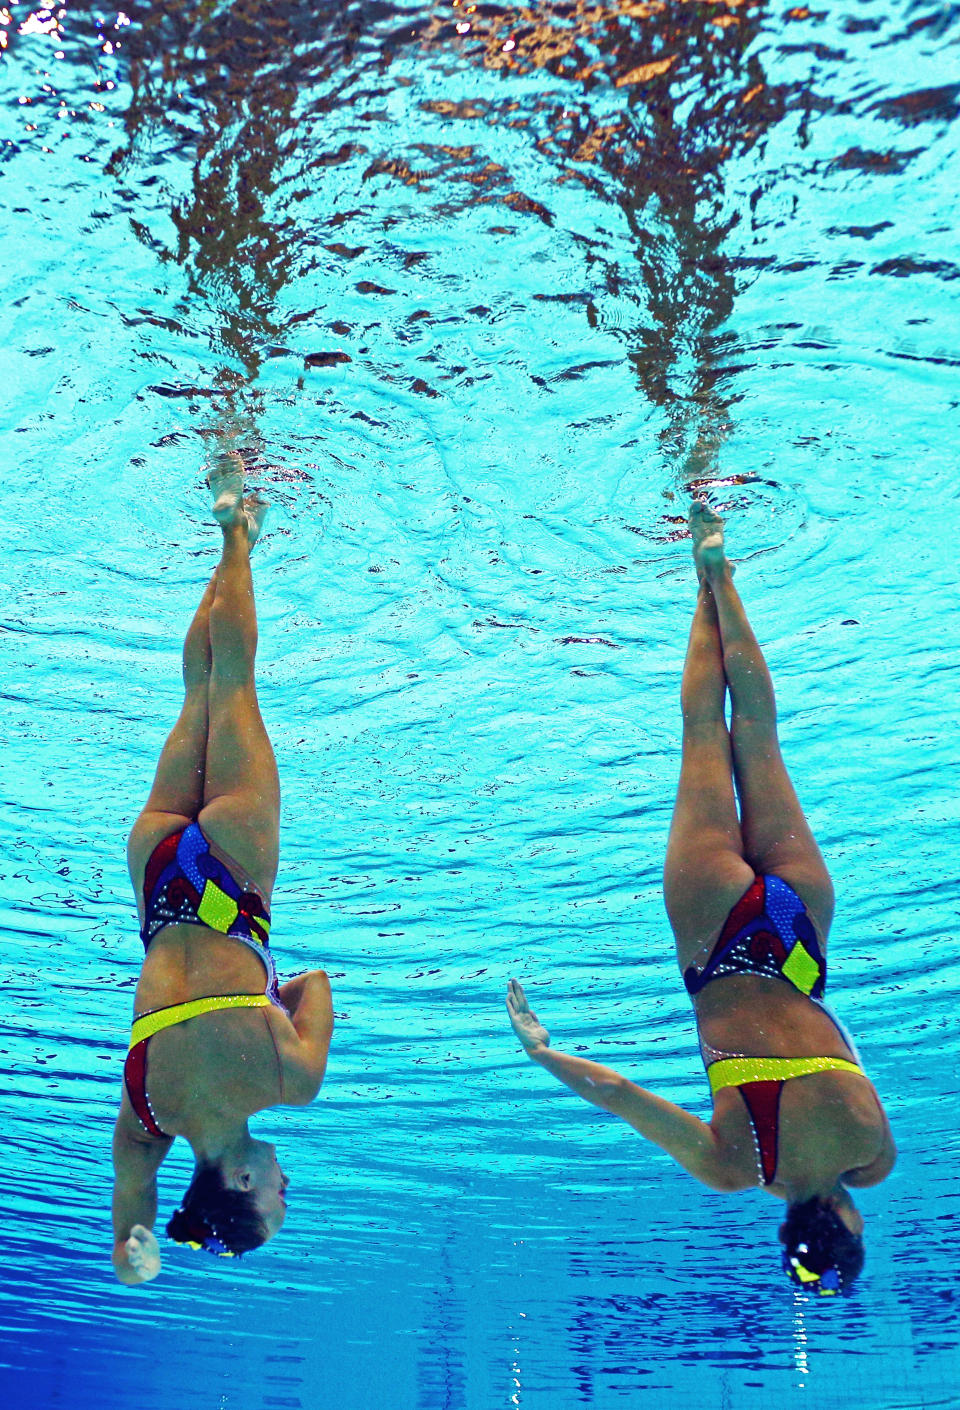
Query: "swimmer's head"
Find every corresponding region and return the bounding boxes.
[167,1142,288,1257]
[779,1196,864,1296]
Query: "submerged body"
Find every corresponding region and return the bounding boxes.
[507,499,895,1292]
[111,460,333,1285]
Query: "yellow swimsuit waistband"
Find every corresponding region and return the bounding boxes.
[130,993,272,1048]
[707,1055,864,1096]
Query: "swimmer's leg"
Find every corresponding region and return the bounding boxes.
[663,571,754,966]
[198,464,279,899]
[126,572,216,911]
[694,500,835,942]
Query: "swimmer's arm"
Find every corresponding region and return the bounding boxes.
[506,978,740,1190]
[111,1101,172,1286]
[528,1046,742,1191]
[277,969,334,1104]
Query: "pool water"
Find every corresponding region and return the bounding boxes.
[2,2,959,1407]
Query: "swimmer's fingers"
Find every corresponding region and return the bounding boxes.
[506,977,533,1014]
[506,978,550,1052]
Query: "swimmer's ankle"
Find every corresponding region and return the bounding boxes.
[704,558,735,586]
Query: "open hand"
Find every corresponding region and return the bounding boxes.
[506,978,550,1053]
[125,1225,161,1283]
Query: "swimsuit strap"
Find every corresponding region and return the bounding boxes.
[129,993,273,1048]
[707,1056,867,1186]
[707,1055,864,1096]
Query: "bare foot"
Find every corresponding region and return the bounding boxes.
[207,450,244,527]
[689,498,732,581]
[207,454,269,545]
[244,492,269,546]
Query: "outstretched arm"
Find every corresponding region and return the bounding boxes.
[111,1098,172,1285]
[277,969,334,1104]
[506,979,742,1192]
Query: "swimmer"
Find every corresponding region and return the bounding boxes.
[507,500,895,1296]
[112,453,333,1285]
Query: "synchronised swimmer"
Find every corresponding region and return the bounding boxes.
[507,500,895,1296]
[112,454,332,1283]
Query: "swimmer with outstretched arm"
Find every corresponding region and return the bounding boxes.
[111,458,333,1285]
[507,499,895,1295]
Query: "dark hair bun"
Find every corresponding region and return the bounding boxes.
[167,1206,214,1246]
[781,1197,864,1294]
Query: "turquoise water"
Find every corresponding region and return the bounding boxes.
[3,1,960,1406]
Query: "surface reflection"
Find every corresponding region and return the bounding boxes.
[416,0,781,478]
[105,0,349,378]
[57,0,784,475]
